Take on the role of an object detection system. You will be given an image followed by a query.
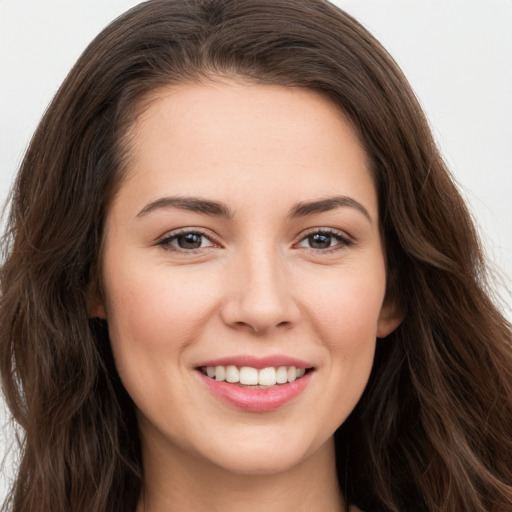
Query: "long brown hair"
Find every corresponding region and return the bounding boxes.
[1,1,511,511]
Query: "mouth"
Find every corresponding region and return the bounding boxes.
[195,359,315,412]
[198,365,313,388]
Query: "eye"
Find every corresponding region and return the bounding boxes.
[296,229,352,251]
[158,230,216,252]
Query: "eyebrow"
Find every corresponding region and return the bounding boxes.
[136,194,372,223]
[137,196,234,218]
[289,195,373,223]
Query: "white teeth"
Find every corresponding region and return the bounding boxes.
[226,365,239,383]
[276,366,288,384]
[258,367,277,386]
[202,365,309,386]
[239,367,259,385]
[215,365,226,381]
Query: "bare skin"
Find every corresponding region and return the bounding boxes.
[92,79,401,512]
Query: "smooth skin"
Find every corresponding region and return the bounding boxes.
[91,79,401,512]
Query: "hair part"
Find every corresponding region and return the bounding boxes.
[1,1,512,511]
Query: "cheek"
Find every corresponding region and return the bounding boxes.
[102,253,220,362]
[101,255,223,430]
[306,273,383,432]
[306,264,386,343]
[299,263,385,403]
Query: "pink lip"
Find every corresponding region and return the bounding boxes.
[195,355,314,370]
[197,370,313,412]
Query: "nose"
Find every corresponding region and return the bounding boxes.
[219,247,299,334]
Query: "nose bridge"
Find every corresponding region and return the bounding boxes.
[221,241,296,333]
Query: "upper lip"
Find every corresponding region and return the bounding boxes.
[195,355,314,370]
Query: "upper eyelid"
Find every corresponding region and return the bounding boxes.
[295,227,353,242]
[299,226,348,236]
[157,227,218,243]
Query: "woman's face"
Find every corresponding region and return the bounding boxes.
[93,80,401,476]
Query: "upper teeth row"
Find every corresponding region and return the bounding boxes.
[203,365,306,386]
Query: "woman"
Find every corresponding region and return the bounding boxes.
[1,1,511,511]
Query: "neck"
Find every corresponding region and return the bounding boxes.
[137,434,344,512]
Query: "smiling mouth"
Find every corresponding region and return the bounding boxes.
[199,365,314,388]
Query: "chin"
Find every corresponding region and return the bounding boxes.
[211,449,309,476]
[194,428,324,476]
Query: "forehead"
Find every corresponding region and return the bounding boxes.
[114,80,377,220]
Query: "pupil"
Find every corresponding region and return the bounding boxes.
[178,233,202,249]
[309,233,331,249]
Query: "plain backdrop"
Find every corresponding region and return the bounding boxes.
[1,0,511,501]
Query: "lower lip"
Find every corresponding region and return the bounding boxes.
[198,371,313,412]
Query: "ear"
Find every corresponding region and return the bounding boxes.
[86,278,107,320]
[377,300,403,338]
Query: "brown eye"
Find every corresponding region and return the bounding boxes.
[158,230,215,252]
[176,233,204,249]
[307,233,332,249]
[297,230,352,251]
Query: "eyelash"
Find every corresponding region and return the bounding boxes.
[296,228,354,253]
[156,228,353,254]
[157,229,219,254]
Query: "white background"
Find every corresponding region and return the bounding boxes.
[1,0,511,501]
